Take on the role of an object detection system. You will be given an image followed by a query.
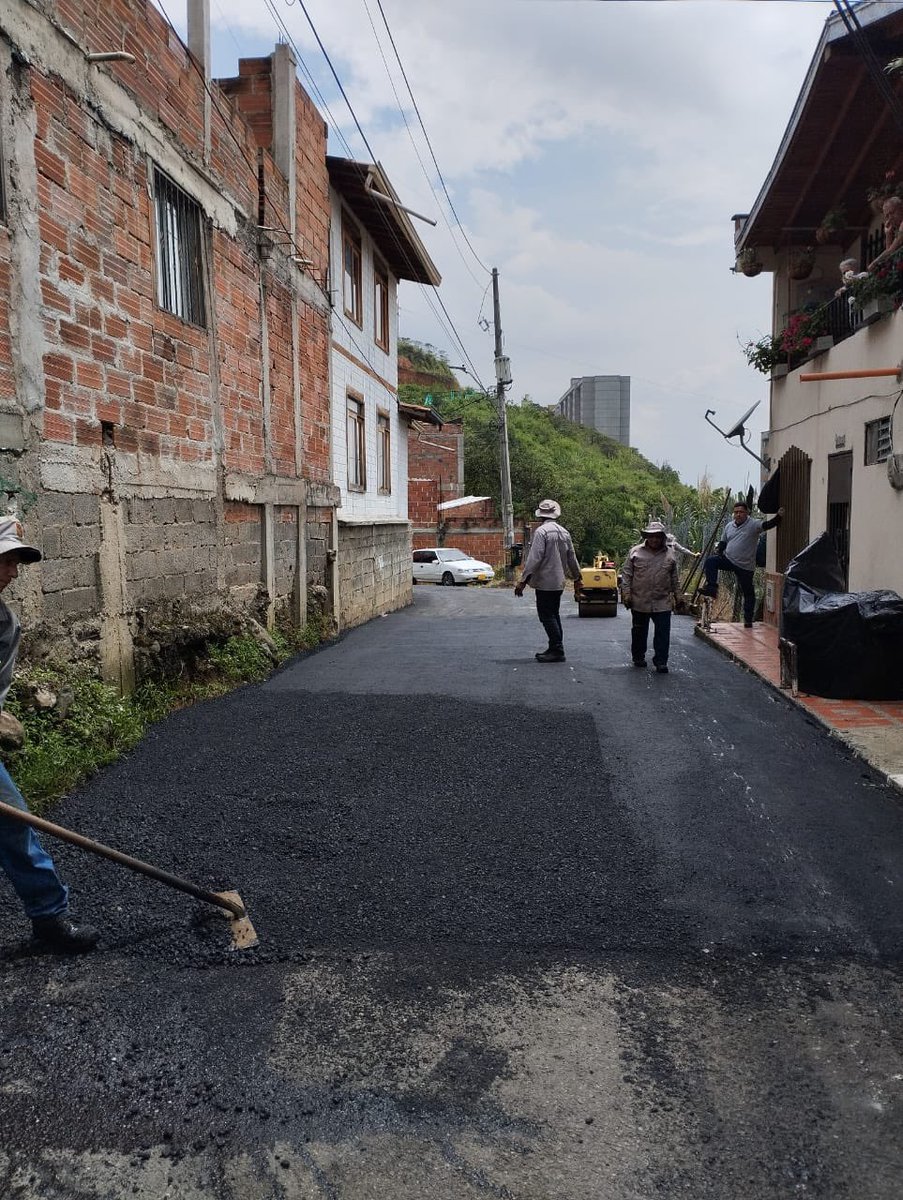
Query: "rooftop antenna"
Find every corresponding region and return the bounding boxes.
[704,400,764,465]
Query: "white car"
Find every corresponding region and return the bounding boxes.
[413,547,495,586]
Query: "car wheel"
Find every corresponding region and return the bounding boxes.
[441,571,455,586]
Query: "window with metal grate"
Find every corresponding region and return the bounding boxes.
[865,415,892,465]
[153,169,207,327]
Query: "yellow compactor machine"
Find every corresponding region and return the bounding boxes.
[575,553,619,618]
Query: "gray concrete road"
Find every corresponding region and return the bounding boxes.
[1,585,902,1199]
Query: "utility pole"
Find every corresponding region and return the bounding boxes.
[492,267,515,579]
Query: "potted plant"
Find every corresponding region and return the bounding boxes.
[788,246,815,280]
[815,207,847,245]
[781,308,828,359]
[849,259,903,321]
[742,332,785,376]
[736,247,763,277]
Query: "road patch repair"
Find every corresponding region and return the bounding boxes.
[3,589,903,1198]
[696,620,903,792]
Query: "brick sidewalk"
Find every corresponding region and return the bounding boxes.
[696,620,903,793]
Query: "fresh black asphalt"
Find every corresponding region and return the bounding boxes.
[0,585,901,1197]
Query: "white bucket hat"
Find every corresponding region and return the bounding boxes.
[641,520,667,537]
[535,499,561,520]
[0,517,42,563]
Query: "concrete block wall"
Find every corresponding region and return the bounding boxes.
[306,509,331,592]
[224,502,261,591]
[274,506,298,597]
[338,523,411,629]
[38,491,101,620]
[125,497,217,604]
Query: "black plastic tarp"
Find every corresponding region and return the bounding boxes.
[782,534,903,700]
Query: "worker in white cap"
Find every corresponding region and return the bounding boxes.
[0,517,98,952]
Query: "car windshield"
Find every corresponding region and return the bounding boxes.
[439,550,470,562]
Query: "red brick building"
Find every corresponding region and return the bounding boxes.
[407,419,506,568]
[0,0,338,687]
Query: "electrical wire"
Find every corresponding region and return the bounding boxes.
[766,387,902,436]
[361,0,488,291]
[374,0,492,278]
[153,0,389,380]
[273,0,488,386]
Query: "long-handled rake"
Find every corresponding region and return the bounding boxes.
[0,800,258,950]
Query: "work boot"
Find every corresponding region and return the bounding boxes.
[32,914,99,953]
[698,583,718,599]
[535,649,566,663]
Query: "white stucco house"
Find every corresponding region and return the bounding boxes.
[733,0,903,624]
[325,159,441,629]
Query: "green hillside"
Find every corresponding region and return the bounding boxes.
[396,339,732,562]
[419,390,724,562]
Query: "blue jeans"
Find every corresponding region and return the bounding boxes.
[0,760,68,919]
[704,554,756,625]
[631,609,671,666]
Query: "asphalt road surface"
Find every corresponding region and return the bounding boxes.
[1,585,902,1199]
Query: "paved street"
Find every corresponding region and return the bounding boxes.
[1,585,902,1198]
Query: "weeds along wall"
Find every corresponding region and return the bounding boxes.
[0,0,339,689]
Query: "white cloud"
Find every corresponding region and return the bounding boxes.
[160,0,832,484]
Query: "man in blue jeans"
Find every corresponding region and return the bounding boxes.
[700,500,783,627]
[621,521,679,673]
[0,517,98,952]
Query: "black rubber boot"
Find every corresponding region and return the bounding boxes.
[32,914,99,953]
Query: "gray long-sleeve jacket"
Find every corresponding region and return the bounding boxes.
[621,543,679,613]
[0,601,20,713]
[520,521,582,591]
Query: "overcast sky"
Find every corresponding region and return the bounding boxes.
[158,0,831,492]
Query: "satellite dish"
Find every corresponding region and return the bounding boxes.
[725,399,761,440]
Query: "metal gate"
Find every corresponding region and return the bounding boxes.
[775,445,812,572]
[826,451,853,588]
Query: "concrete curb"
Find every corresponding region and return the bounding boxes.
[694,624,903,798]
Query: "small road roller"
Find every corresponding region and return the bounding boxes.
[575,554,619,617]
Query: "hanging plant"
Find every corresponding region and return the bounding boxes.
[736,247,763,277]
[814,206,847,245]
[867,172,903,217]
[788,247,815,280]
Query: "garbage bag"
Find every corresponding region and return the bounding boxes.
[781,587,903,700]
[784,532,846,595]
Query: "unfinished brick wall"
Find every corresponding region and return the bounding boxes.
[0,1,338,686]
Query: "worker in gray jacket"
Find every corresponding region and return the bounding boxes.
[0,518,98,952]
[514,499,583,662]
[699,500,783,627]
[621,521,679,673]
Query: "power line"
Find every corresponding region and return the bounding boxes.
[361,0,487,290]
[272,0,487,385]
[374,0,492,278]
